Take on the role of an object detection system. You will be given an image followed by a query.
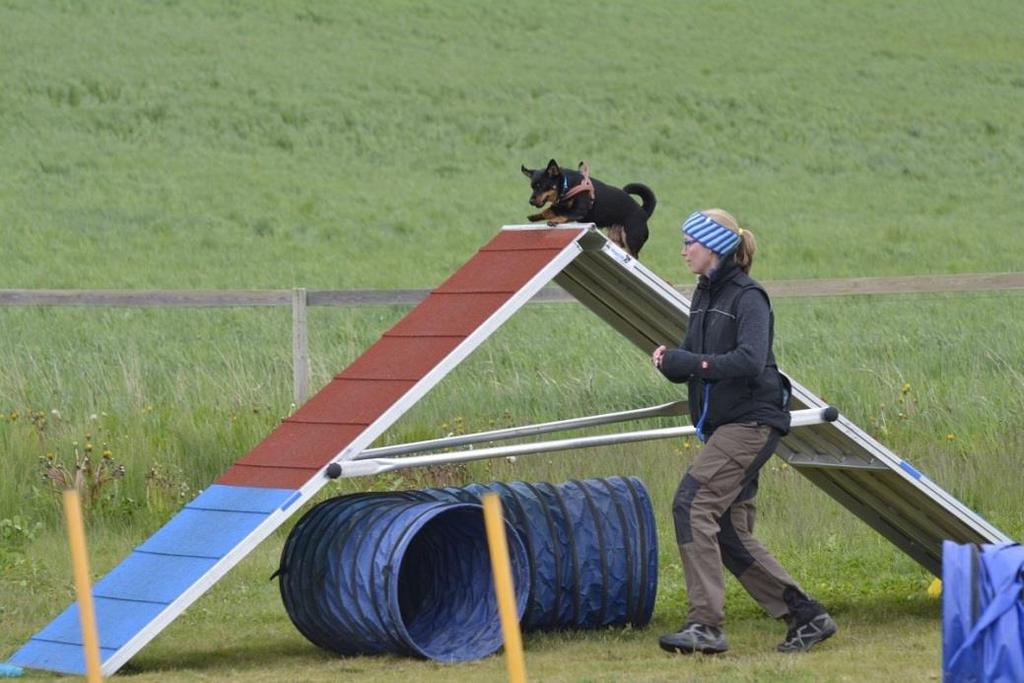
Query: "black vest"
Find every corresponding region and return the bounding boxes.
[684,261,792,437]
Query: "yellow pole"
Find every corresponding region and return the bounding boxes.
[63,489,103,683]
[482,493,527,683]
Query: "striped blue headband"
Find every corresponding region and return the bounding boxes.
[682,211,741,256]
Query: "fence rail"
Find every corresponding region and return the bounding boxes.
[3,272,1021,403]
[3,272,1023,308]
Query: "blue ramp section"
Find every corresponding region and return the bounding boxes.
[8,484,294,676]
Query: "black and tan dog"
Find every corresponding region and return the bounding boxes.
[521,159,656,257]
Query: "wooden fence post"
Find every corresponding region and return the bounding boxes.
[292,288,310,405]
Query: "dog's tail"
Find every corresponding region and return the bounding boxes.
[623,183,657,218]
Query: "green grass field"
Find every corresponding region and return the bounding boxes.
[2,1,1023,680]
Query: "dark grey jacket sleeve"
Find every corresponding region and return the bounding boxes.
[658,289,771,382]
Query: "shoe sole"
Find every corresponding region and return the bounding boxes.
[659,641,728,655]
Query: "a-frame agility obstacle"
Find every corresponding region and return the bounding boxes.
[8,225,1010,676]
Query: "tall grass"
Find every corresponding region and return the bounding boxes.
[2,292,1021,534]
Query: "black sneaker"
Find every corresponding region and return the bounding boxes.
[659,622,729,654]
[777,612,837,652]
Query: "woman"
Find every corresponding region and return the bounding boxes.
[652,209,836,654]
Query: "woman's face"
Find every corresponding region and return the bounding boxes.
[682,237,718,276]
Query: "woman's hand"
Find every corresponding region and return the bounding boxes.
[652,345,667,369]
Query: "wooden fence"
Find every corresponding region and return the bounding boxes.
[3,272,1022,403]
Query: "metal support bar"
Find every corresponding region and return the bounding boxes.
[334,407,838,479]
[784,454,888,471]
[357,399,688,459]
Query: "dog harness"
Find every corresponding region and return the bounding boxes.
[559,161,595,203]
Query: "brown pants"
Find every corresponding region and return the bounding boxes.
[672,422,801,627]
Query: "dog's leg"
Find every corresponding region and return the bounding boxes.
[609,226,639,257]
[604,225,630,254]
[564,196,594,224]
[540,210,569,226]
[623,218,649,258]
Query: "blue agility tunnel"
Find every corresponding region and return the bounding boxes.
[942,540,1024,681]
[277,492,530,662]
[278,476,658,662]
[420,476,659,631]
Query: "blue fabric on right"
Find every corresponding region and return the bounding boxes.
[943,540,1024,682]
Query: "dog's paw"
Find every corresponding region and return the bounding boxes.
[547,221,559,227]
[527,213,544,222]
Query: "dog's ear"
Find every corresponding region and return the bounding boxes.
[521,165,533,178]
[545,159,561,176]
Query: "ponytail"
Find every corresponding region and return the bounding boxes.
[734,227,756,274]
